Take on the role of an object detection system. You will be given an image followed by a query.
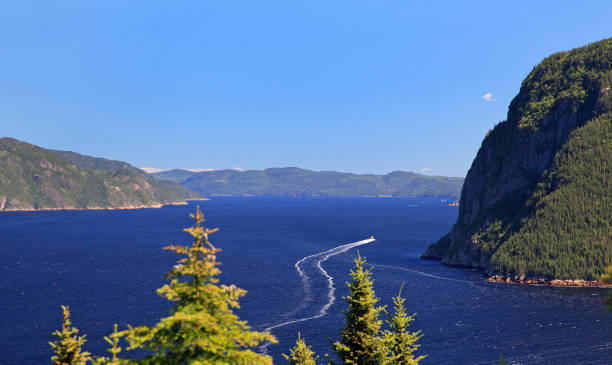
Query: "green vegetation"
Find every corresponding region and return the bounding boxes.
[382,285,425,365]
[283,334,318,365]
[329,256,424,365]
[293,254,425,365]
[52,207,275,364]
[489,113,611,279]
[50,306,92,365]
[425,38,612,281]
[52,147,202,201]
[52,150,133,172]
[152,168,463,198]
[118,206,275,364]
[0,138,201,210]
[50,209,425,364]
[331,253,387,365]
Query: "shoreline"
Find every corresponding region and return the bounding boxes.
[422,255,611,288]
[0,200,196,213]
[485,274,611,288]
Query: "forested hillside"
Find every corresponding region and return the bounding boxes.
[424,38,612,281]
[0,138,201,210]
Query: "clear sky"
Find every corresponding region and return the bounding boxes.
[1,1,610,176]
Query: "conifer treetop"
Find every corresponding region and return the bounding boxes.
[382,284,425,365]
[283,333,318,365]
[49,305,92,365]
[119,206,277,364]
[332,252,387,365]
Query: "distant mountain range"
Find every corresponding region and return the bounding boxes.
[151,168,464,198]
[0,138,202,211]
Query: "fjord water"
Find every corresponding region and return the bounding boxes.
[1,198,610,364]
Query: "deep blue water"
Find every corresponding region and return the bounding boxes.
[1,197,610,364]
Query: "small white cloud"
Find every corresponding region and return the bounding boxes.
[186,168,214,172]
[420,168,433,171]
[140,167,169,173]
[482,93,498,102]
[233,167,244,172]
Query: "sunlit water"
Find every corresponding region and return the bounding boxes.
[1,197,610,364]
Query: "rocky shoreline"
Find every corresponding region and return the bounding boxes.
[422,255,610,288]
[0,201,190,212]
[486,274,611,288]
[0,197,211,213]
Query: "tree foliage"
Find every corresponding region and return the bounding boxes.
[0,137,198,211]
[50,208,429,364]
[119,206,276,364]
[49,305,92,365]
[382,284,425,365]
[328,254,425,365]
[52,207,275,364]
[283,333,318,365]
[331,253,387,365]
[426,38,612,280]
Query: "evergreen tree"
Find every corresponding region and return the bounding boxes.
[49,305,91,365]
[283,333,318,365]
[91,324,126,365]
[119,206,276,364]
[331,253,386,365]
[382,284,425,364]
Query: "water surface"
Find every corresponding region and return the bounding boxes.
[0,197,609,364]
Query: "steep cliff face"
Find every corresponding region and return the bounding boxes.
[0,138,201,210]
[423,38,612,281]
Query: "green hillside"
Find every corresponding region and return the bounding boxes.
[0,138,201,210]
[152,167,464,198]
[52,148,202,201]
[424,38,612,281]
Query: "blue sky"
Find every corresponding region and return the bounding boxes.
[1,1,610,176]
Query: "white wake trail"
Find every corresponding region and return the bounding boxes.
[369,262,476,286]
[259,238,375,354]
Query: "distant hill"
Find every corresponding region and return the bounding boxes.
[152,167,464,198]
[423,38,612,282]
[0,138,202,211]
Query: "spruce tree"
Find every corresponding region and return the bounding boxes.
[382,284,425,364]
[119,206,277,364]
[331,253,386,365]
[49,305,92,365]
[497,354,509,365]
[283,333,318,365]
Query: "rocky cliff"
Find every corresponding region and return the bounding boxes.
[423,38,612,281]
[0,138,202,211]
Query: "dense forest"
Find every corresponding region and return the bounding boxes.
[424,38,612,281]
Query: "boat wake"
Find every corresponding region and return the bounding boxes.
[259,238,375,354]
[369,262,476,286]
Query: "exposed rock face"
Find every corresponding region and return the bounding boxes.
[423,38,612,281]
